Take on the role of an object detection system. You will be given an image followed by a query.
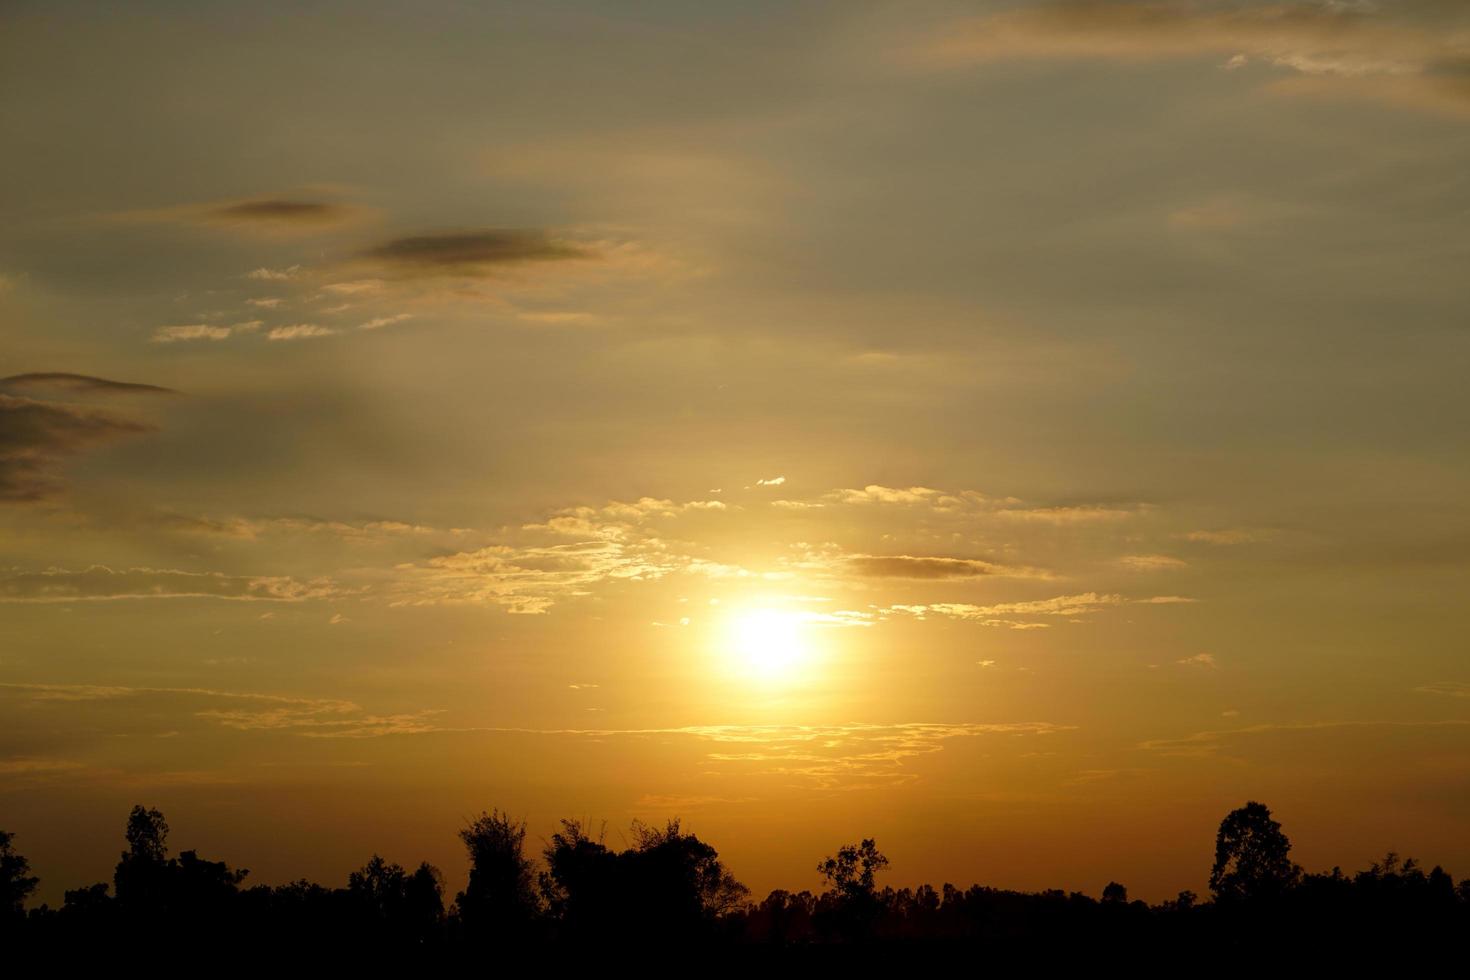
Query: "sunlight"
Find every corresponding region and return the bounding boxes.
[723,608,811,682]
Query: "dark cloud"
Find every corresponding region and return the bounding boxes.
[0,394,151,502]
[847,555,1004,579]
[0,373,176,396]
[208,199,350,225]
[362,229,593,276]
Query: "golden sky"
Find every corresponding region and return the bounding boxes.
[3,1,1469,905]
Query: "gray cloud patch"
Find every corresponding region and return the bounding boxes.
[208,199,351,225]
[0,373,176,396]
[362,229,593,276]
[0,394,150,501]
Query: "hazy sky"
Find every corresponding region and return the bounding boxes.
[3,0,1469,905]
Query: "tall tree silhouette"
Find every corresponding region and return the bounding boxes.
[1,831,40,929]
[114,805,170,909]
[455,809,539,942]
[817,838,888,941]
[1209,801,1300,902]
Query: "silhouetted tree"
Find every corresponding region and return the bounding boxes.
[114,805,170,909]
[539,818,746,945]
[1102,881,1128,904]
[816,838,888,941]
[1209,801,1300,902]
[1,830,40,929]
[455,809,538,941]
[818,838,888,902]
[629,819,748,920]
[348,854,443,947]
[539,819,617,940]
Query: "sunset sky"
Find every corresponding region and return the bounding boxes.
[4,0,1469,906]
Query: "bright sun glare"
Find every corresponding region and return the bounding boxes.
[725,608,810,681]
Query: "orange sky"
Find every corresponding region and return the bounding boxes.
[3,0,1469,906]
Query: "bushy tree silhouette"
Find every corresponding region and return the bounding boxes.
[349,854,444,946]
[1,830,40,931]
[538,817,746,945]
[816,838,888,941]
[1209,801,1301,902]
[455,809,538,942]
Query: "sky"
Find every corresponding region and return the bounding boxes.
[3,0,1469,906]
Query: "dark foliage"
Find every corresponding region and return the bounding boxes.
[6,799,1470,960]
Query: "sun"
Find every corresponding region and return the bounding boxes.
[723,608,811,681]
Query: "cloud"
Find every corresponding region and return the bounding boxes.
[876,591,1191,628]
[916,0,1470,116]
[208,199,349,226]
[998,505,1136,524]
[0,565,345,603]
[1414,681,1470,699]
[1117,553,1188,571]
[923,592,1125,618]
[392,496,744,612]
[828,484,941,505]
[393,539,704,614]
[0,373,175,396]
[0,757,86,777]
[267,324,337,341]
[151,324,231,343]
[0,393,152,501]
[160,513,457,542]
[360,229,594,277]
[152,321,262,343]
[0,682,435,741]
[846,554,1012,580]
[246,265,302,281]
[1180,528,1267,545]
[678,721,1071,789]
[1139,718,1470,757]
[1176,652,1218,668]
[755,476,786,486]
[113,196,359,234]
[357,314,414,331]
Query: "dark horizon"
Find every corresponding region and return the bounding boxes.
[6,798,1470,953]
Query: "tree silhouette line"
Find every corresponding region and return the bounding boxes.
[3,801,1468,955]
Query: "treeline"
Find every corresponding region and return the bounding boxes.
[3,801,1469,954]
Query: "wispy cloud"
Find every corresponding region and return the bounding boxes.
[914,1,1470,117]
[267,324,337,341]
[0,566,346,603]
[1117,553,1188,571]
[152,322,261,343]
[246,265,302,281]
